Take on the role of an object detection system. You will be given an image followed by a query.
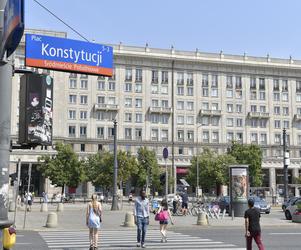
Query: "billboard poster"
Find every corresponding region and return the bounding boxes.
[19,74,53,145]
[231,167,248,202]
[25,34,113,76]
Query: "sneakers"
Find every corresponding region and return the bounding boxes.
[136,242,141,247]
[141,243,146,248]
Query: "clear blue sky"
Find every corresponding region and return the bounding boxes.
[25,0,301,59]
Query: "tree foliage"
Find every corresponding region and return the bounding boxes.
[187,148,237,191]
[38,143,85,192]
[228,142,263,187]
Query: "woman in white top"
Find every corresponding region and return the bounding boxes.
[86,194,102,250]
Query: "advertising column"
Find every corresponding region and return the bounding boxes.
[229,165,249,217]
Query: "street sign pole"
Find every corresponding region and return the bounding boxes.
[163,148,168,197]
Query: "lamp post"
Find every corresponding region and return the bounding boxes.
[111,120,119,210]
[196,124,202,197]
[283,128,289,202]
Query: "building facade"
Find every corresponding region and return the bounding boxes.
[9,29,301,197]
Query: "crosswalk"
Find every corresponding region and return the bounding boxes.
[40,230,244,250]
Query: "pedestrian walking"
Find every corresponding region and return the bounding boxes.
[180,188,189,216]
[134,190,150,248]
[26,192,33,211]
[244,198,265,250]
[156,199,174,243]
[86,194,102,250]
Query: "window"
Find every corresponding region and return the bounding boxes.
[212,74,218,88]
[282,93,288,102]
[297,94,301,102]
[297,108,301,114]
[125,68,132,81]
[226,89,233,98]
[203,131,209,142]
[108,97,116,105]
[226,118,234,127]
[177,130,184,141]
[108,127,114,137]
[162,71,168,84]
[236,104,242,113]
[125,128,132,139]
[80,126,87,137]
[259,120,267,128]
[152,99,159,107]
[177,115,184,124]
[161,100,169,108]
[135,128,142,140]
[251,105,257,112]
[80,80,88,89]
[69,95,77,104]
[259,78,265,90]
[135,84,142,93]
[259,91,266,100]
[162,115,169,124]
[227,104,233,113]
[97,81,105,90]
[296,81,301,92]
[235,76,242,89]
[202,88,209,97]
[187,116,194,125]
[177,72,184,85]
[96,111,105,120]
[125,98,132,107]
[178,147,184,155]
[135,98,142,108]
[135,68,142,82]
[298,135,301,145]
[250,91,257,100]
[177,86,184,95]
[226,75,233,88]
[202,102,209,110]
[212,132,219,143]
[212,103,219,110]
[80,111,87,120]
[68,125,76,137]
[250,78,256,89]
[125,83,132,92]
[227,132,234,142]
[187,102,194,110]
[187,87,194,96]
[236,133,243,142]
[69,79,77,88]
[274,133,281,144]
[283,107,289,116]
[187,131,194,141]
[274,106,280,115]
[260,105,266,113]
[283,120,290,129]
[236,90,242,99]
[68,110,76,119]
[202,74,209,87]
[108,82,115,91]
[161,85,168,94]
[135,113,143,123]
[202,116,209,125]
[125,113,132,122]
[80,95,87,104]
[151,114,159,123]
[151,129,158,141]
[151,70,158,83]
[251,133,258,143]
[80,144,85,152]
[177,101,184,110]
[188,148,193,156]
[260,133,267,145]
[282,79,288,92]
[250,119,257,128]
[211,88,218,97]
[236,118,243,127]
[211,117,219,126]
[273,92,280,101]
[187,73,193,85]
[97,127,104,138]
[161,130,168,141]
[273,79,279,91]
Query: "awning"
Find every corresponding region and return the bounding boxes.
[179,178,190,187]
[176,168,188,174]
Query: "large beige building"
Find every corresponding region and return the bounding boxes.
[9,29,301,197]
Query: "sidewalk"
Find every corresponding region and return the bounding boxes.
[9,203,299,232]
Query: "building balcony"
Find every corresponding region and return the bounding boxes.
[199,109,222,116]
[248,112,270,118]
[148,107,172,114]
[294,114,301,120]
[94,103,119,111]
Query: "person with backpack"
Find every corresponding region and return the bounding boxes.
[155,199,174,243]
[86,194,102,250]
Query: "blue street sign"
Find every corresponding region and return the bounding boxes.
[163,147,168,159]
[25,34,114,76]
[1,0,24,59]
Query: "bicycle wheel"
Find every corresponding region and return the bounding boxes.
[190,207,198,216]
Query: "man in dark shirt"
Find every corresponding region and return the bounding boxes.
[181,188,189,216]
[244,198,265,250]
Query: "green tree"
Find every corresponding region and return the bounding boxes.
[228,142,263,187]
[187,148,237,193]
[38,143,85,193]
[134,147,162,193]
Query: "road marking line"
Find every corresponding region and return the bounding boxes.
[269,233,301,235]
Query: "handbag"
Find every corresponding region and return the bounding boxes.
[155,210,168,221]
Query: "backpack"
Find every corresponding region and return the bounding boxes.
[88,206,101,228]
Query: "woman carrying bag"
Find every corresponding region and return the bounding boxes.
[86,194,102,250]
[155,199,174,243]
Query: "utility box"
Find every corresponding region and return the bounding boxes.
[19,73,53,146]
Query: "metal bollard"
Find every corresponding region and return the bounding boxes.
[197,212,208,226]
[123,212,135,227]
[8,201,15,212]
[57,202,64,212]
[231,209,234,220]
[46,212,58,228]
[40,203,48,212]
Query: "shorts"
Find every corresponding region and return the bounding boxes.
[28,200,32,206]
[159,220,168,225]
[182,202,188,209]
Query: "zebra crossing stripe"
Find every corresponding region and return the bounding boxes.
[40,230,244,250]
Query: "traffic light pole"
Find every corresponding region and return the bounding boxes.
[111,120,119,210]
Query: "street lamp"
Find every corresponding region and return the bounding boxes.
[111,120,119,210]
[196,124,202,197]
[283,128,289,202]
